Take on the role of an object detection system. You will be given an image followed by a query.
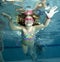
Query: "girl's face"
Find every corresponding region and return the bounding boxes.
[25,20,34,27]
[25,16,34,27]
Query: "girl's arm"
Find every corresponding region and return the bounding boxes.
[2,12,23,30]
[9,21,23,30]
[34,17,51,29]
[34,6,58,29]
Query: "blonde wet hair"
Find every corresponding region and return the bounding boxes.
[17,13,40,26]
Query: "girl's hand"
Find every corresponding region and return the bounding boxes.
[45,6,59,18]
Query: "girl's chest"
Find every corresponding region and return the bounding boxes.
[22,27,35,38]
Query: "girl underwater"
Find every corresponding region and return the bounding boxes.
[1,1,58,61]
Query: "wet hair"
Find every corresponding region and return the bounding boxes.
[17,13,40,26]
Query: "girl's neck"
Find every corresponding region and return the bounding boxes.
[26,26,32,30]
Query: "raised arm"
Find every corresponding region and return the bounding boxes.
[34,6,59,29]
[44,6,59,27]
[34,17,50,30]
[1,12,23,30]
[9,21,23,30]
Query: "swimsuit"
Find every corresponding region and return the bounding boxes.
[22,31,35,46]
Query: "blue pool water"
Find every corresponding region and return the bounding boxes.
[0,0,60,62]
